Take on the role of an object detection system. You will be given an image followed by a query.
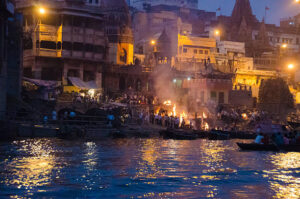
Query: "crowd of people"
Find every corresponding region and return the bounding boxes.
[254,132,300,145]
[136,111,192,129]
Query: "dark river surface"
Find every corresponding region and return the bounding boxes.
[0,138,299,199]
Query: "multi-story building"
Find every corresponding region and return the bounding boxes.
[182,73,233,106]
[0,0,15,120]
[130,0,198,10]
[213,0,300,59]
[175,34,217,71]
[133,4,216,42]
[16,0,107,89]
[133,4,217,71]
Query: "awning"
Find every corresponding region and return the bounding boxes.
[23,77,60,89]
[68,77,98,90]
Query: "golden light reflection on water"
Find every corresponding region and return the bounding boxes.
[135,139,164,179]
[267,153,300,199]
[4,139,56,190]
[83,142,98,171]
[199,141,226,168]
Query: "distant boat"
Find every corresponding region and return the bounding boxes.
[236,143,300,152]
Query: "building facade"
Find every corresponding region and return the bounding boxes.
[182,74,233,106]
[130,0,198,10]
[16,0,107,89]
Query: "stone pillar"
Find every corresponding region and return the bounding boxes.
[96,72,102,89]
[79,63,84,80]
[32,58,42,79]
[62,62,68,86]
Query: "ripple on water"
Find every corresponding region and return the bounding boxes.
[0,138,299,198]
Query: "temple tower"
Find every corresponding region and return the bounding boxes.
[102,0,134,65]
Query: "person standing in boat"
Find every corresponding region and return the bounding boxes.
[274,133,284,146]
[262,134,269,144]
[254,133,264,144]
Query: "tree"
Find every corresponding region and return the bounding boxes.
[259,78,294,114]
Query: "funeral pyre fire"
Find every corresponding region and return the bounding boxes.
[156,100,189,125]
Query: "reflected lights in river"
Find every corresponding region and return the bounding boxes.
[267,153,300,199]
[4,139,56,190]
[83,142,98,171]
[134,139,164,179]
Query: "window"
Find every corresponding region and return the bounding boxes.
[40,41,56,49]
[183,48,187,53]
[194,49,197,54]
[57,42,62,50]
[205,50,209,55]
[120,48,127,63]
[95,45,104,53]
[218,92,224,104]
[85,44,94,52]
[199,50,203,54]
[211,91,217,100]
[73,42,84,51]
[62,42,72,50]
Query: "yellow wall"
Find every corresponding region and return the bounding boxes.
[63,86,80,93]
[234,70,278,98]
[177,34,216,63]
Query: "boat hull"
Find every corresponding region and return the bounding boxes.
[237,142,300,152]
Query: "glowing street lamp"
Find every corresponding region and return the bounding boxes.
[296,0,300,3]
[187,77,191,81]
[214,30,220,36]
[281,43,287,48]
[39,7,46,15]
[288,64,295,69]
[150,40,156,45]
[173,79,177,83]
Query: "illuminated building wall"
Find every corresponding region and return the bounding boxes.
[16,0,107,89]
[234,69,278,98]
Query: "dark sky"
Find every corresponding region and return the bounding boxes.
[199,0,300,25]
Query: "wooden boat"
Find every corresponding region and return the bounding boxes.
[160,128,198,140]
[237,143,300,152]
[208,130,230,140]
[280,144,300,152]
[18,124,59,138]
[237,143,279,151]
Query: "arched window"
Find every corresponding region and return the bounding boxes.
[120,48,127,64]
[136,79,142,91]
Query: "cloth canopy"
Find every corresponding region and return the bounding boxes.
[68,77,98,90]
[23,77,60,89]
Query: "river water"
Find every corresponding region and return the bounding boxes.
[0,138,299,199]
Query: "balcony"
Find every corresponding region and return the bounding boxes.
[37,48,61,58]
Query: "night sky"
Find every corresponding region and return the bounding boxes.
[199,0,300,25]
